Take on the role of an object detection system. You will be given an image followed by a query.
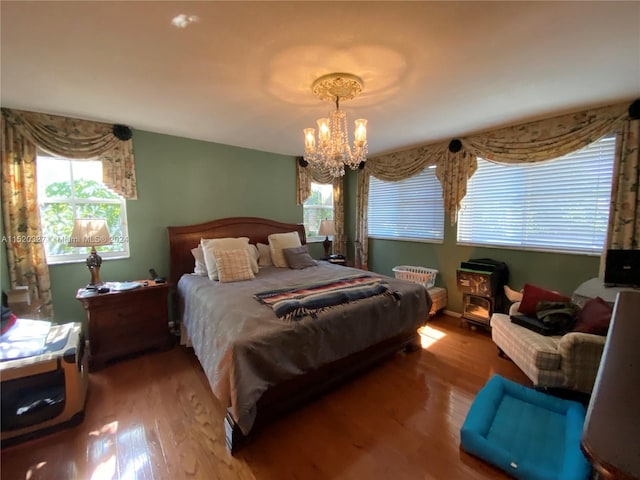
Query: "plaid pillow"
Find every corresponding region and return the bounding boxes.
[213,248,255,283]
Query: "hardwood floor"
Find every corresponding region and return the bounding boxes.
[1,314,532,480]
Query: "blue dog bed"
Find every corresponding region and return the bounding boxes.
[460,375,591,480]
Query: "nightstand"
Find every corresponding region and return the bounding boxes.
[76,281,171,371]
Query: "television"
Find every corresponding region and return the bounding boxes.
[604,249,640,287]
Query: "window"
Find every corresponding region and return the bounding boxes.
[303,182,333,241]
[457,136,615,255]
[368,167,444,242]
[37,154,129,264]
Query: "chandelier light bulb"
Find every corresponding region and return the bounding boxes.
[354,119,367,145]
[304,128,316,152]
[317,118,330,145]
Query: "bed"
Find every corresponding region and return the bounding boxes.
[168,217,431,452]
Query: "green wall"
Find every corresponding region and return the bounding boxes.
[1,129,601,320]
[366,220,600,313]
[48,129,312,323]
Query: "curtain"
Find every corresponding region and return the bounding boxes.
[296,161,345,256]
[460,103,627,164]
[1,108,137,199]
[1,108,138,320]
[332,176,345,256]
[355,168,370,270]
[607,118,640,249]
[1,116,54,318]
[354,101,633,269]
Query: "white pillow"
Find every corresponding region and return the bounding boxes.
[201,237,257,280]
[248,244,259,265]
[257,242,272,267]
[214,248,255,283]
[268,231,302,268]
[191,246,208,276]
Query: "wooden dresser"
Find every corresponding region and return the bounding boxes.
[76,281,171,371]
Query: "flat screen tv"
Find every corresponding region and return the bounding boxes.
[604,249,640,287]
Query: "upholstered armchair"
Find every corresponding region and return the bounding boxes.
[491,301,606,394]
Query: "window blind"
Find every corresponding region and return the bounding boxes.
[368,167,444,242]
[457,136,615,254]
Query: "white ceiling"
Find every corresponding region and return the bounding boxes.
[1,1,639,157]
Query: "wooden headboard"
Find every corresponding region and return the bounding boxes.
[167,217,306,287]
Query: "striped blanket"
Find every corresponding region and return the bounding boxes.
[254,274,397,321]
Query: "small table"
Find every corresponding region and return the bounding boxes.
[76,280,171,371]
[572,277,636,306]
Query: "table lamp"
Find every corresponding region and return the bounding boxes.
[318,219,336,259]
[69,218,112,289]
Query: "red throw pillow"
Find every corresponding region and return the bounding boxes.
[1,312,17,335]
[519,283,571,316]
[573,297,613,336]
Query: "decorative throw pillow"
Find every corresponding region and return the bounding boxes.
[257,242,273,267]
[201,237,254,280]
[268,231,302,268]
[283,245,317,269]
[191,246,208,276]
[518,283,571,316]
[213,248,255,283]
[573,296,613,336]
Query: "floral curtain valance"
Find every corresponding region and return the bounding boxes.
[1,108,138,199]
[355,140,474,266]
[296,160,335,205]
[354,100,637,269]
[459,103,628,164]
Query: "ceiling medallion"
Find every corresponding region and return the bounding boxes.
[303,73,368,177]
[311,73,364,102]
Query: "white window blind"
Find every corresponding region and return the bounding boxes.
[368,167,444,242]
[457,136,615,254]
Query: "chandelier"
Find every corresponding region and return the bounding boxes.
[303,73,368,177]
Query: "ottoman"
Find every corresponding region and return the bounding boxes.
[460,375,591,480]
[427,287,447,316]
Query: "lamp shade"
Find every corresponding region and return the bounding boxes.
[318,220,336,237]
[69,219,112,247]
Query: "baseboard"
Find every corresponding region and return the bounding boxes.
[443,309,461,318]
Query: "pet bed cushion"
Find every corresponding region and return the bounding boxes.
[460,375,591,480]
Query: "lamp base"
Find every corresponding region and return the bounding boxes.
[86,248,104,289]
[323,236,332,259]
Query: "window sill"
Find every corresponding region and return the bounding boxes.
[47,253,130,265]
[307,238,327,244]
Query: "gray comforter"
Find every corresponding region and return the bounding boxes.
[178,262,429,435]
